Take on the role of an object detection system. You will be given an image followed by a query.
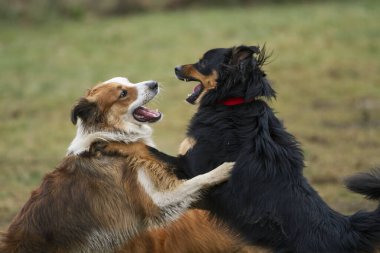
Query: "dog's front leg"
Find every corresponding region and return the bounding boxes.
[147,146,191,180]
[137,162,234,225]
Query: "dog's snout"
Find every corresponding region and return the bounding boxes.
[147,81,158,90]
[175,66,182,75]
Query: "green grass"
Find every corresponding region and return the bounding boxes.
[1,0,380,229]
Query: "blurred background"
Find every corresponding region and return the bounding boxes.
[0,0,379,229]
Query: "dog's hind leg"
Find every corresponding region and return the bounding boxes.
[137,162,234,225]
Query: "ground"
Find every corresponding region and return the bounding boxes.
[0,0,379,229]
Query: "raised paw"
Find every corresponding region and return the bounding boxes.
[88,141,127,157]
[205,162,235,186]
[88,141,109,156]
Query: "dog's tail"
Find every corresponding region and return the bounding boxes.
[346,168,380,200]
[345,168,380,252]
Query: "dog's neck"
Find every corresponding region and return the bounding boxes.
[217,97,254,106]
[67,119,155,155]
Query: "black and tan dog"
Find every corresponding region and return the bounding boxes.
[0,77,233,253]
[171,46,380,253]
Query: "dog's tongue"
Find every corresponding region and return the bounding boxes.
[133,106,162,123]
[186,83,204,104]
[193,84,202,93]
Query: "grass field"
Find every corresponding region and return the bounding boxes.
[0,0,380,229]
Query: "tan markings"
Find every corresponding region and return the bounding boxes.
[181,65,218,90]
[178,137,196,155]
[181,65,218,104]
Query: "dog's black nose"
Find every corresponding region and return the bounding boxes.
[147,81,158,90]
[175,66,182,75]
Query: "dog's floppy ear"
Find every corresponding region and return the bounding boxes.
[230,45,260,65]
[71,98,98,125]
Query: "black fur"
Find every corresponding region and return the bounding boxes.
[346,169,380,200]
[175,45,380,252]
[71,98,101,125]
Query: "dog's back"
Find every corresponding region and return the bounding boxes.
[0,153,145,253]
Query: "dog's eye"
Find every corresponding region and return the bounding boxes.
[199,59,207,68]
[119,90,128,98]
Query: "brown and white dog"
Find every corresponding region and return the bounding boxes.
[0,77,233,253]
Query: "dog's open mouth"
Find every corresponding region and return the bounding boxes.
[186,83,204,104]
[133,106,162,123]
[177,77,204,104]
[175,68,205,104]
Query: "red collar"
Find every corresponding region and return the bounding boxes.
[218,97,254,106]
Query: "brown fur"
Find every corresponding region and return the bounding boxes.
[118,210,271,253]
[90,141,182,191]
[0,145,163,253]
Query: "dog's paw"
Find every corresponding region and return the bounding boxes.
[89,141,109,154]
[87,141,109,156]
[206,162,235,185]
